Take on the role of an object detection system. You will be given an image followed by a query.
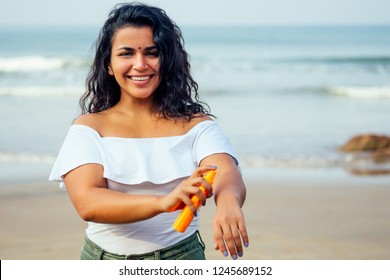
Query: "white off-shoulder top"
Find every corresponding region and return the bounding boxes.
[49,120,238,255]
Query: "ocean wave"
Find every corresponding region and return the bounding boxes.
[2,150,388,175]
[0,151,56,164]
[191,55,390,76]
[287,56,390,65]
[239,153,390,173]
[0,56,87,73]
[0,86,84,96]
[240,155,344,169]
[328,86,390,98]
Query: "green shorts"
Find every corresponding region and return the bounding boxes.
[80,230,206,260]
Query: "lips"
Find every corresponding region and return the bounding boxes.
[128,75,154,81]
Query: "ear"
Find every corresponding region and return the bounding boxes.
[108,65,114,76]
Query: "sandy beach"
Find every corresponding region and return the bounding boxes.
[0,168,389,260]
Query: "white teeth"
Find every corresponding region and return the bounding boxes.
[131,76,150,81]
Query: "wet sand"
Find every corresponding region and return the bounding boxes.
[1,168,389,260]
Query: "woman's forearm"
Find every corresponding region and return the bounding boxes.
[68,186,165,223]
[213,169,246,208]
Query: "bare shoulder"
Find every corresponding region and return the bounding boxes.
[188,114,213,127]
[158,114,212,137]
[72,113,106,134]
[73,113,99,126]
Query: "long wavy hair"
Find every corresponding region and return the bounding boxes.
[80,2,212,120]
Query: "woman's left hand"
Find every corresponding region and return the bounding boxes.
[212,200,249,259]
[200,153,249,259]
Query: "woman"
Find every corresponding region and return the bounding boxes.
[50,2,248,260]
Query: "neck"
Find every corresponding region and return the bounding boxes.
[114,93,156,115]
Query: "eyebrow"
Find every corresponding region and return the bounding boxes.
[116,45,157,52]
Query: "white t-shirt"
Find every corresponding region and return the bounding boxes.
[49,120,238,254]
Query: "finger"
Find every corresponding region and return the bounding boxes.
[221,225,239,260]
[187,180,208,202]
[199,178,213,196]
[168,201,184,212]
[213,225,228,257]
[187,168,215,197]
[231,225,244,258]
[179,192,196,213]
[238,220,249,249]
[185,177,211,203]
[179,183,208,214]
[189,165,217,179]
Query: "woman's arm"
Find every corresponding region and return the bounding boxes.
[63,163,214,224]
[200,153,249,259]
[64,164,162,223]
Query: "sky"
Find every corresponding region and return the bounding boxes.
[0,0,389,27]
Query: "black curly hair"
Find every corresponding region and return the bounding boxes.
[80,2,212,120]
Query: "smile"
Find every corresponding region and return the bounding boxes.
[129,75,153,81]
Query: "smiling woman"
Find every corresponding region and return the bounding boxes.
[49,3,248,260]
[79,3,206,120]
[108,26,160,102]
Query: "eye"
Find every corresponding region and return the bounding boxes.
[118,48,134,57]
[118,50,134,57]
[146,50,159,58]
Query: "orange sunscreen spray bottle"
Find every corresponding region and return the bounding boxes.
[173,170,216,233]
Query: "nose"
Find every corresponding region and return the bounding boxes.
[133,53,148,71]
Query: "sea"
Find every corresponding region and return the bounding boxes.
[1,25,390,183]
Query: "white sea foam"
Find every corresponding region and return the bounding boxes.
[240,155,345,169]
[0,56,85,72]
[0,151,56,164]
[329,86,390,98]
[0,86,83,96]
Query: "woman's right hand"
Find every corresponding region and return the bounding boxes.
[160,166,216,214]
